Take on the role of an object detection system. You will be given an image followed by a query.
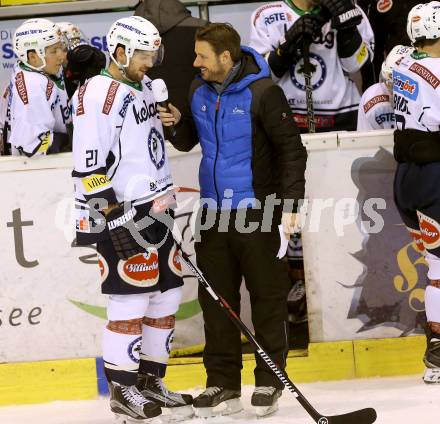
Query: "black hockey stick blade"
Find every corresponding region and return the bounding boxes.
[320,407,377,424]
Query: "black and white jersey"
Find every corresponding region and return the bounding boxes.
[249,2,374,131]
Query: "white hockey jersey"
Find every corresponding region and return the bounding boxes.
[357,82,395,131]
[8,63,70,156]
[392,52,440,132]
[249,1,374,131]
[72,70,174,242]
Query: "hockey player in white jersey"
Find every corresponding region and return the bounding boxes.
[392,1,440,384]
[9,18,71,156]
[357,45,414,131]
[249,0,374,132]
[72,16,193,422]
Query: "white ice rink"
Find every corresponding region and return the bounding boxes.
[0,375,439,424]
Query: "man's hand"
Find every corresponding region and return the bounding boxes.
[157,103,182,127]
[281,212,300,240]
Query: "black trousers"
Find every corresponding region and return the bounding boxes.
[195,208,290,390]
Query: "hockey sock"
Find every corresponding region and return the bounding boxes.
[139,315,175,378]
[103,318,143,385]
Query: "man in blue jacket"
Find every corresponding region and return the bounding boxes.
[159,23,307,418]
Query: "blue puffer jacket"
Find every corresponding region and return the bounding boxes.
[190,46,270,209]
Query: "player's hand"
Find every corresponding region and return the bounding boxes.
[320,0,363,29]
[281,212,300,240]
[285,14,323,44]
[158,103,181,127]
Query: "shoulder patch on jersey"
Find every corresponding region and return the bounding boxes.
[409,62,440,89]
[102,80,120,115]
[76,81,89,116]
[363,94,390,113]
[46,80,54,101]
[15,71,28,105]
[253,3,283,25]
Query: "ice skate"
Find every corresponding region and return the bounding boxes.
[423,338,440,383]
[193,386,242,418]
[137,373,193,421]
[251,386,282,418]
[109,381,161,423]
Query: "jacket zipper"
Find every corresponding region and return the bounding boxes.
[214,94,221,209]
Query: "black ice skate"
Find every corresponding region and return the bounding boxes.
[109,381,161,423]
[423,337,440,383]
[251,386,282,417]
[137,373,194,421]
[193,386,242,418]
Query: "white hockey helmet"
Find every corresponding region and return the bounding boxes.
[13,18,61,70]
[381,45,414,84]
[57,21,86,50]
[106,16,163,68]
[407,2,440,44]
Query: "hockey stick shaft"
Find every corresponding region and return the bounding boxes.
[302,37,316,134]
[177,247,376,424]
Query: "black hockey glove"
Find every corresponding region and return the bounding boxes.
[320,0,363,30]
[66,45,106,85]
[282,14,324,54]
[106,205,145,260]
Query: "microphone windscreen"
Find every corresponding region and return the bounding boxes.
[151,79,169,103]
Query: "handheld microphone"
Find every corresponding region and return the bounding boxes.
[151,78,176,137]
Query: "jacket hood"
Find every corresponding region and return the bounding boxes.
[227,46,271,92]
[134,0,192,33]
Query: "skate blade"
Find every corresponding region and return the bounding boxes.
[114,413,156,423]
[195,398,243,418]
[255,401,279,418]
[163,405,194,422]
[423,367,440,384]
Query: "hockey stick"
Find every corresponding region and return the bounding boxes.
[176,246,377,424]
[302,37,316,134]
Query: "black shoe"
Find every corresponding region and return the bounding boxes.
[109,381,162,420]
[193,387,242,417]
[251,386,282,407]
[137,373,193,407]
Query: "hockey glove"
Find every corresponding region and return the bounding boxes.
[282,14,324,54]
[320,0,363,30]
[66,45,106,85]
[106,204,145,260]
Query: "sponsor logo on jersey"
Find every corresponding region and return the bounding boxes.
[407,227,425,254]
[168,246,182,277]
[132,99,158,124]
[375,112,395,126]
[293,113,334,129]
[393,71,419,100]
[356,42,368,65]
[409,62,440,89]
[377,0,393,13]
[45,80,54,101]
[264,12,292,25]
[291,52,326,91]
[82,174,111,193]
[98,253,109,282]
[363,94,390,113]
[15,71,28,105]
[127,336,142,363]
[393,94,410,114]
[102,80,120,115]
[76,81,89,116]
[253,3,282,25]
[119,91,135,118]
[117,249,160,288]
[37,131,51,153]
[148,127,165,170]
[417,211,440,250]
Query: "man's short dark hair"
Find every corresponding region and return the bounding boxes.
[195,23,242,62]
